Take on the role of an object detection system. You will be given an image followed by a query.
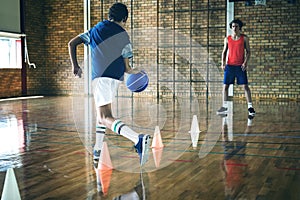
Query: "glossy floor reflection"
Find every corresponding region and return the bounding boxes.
[0,96,299,199]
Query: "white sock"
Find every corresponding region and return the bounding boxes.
[94,124,106,151]
[247,118,253,126]
[222,117,228,125]
[223,101,228,108]
[248,102,253,109]
[111,120,139,145]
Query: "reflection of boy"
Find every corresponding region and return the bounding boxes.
[221,116,253,198]
[112,171,148,200]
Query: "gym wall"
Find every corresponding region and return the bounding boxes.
[0,0,299,101]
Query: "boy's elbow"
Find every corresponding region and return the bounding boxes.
[246,50,251,57]
[68,36,82,48]
[68,39,76,49]
[68,40,74,51]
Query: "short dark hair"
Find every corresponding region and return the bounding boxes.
[229,19,244,30]
[109,3,128,22]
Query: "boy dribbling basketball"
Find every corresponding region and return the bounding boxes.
[68,3,150,167]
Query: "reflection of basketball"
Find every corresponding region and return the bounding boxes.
[126,70,149,92]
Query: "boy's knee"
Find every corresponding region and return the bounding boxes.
[98,114,108,124]
[97,113,113,127]
[223,85,229,91]
[97,116,105,125]
[243,85,250,91]
[97,117,109,127]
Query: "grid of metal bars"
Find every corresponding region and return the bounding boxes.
[98,0,226,100]
[156,0,226,100]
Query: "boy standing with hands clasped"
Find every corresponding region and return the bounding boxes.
[217,19,256,117]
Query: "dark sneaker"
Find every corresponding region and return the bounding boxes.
[134,134,151,166]
[93,149,101,169]
[217,107,228,115]
[248,107,256,116]
[218,113,228,118]
[248,115,255,120]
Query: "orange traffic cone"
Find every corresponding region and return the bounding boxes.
[98,142,113,170]
[97,168,113,196]
[151,126,164,148]
[1,168,21,200]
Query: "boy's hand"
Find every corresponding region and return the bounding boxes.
[221,64,226,70]
[73,66,82,78]
[127,68,141,74]
[241,63,247,71]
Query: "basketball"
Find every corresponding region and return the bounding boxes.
[126,70,149,93]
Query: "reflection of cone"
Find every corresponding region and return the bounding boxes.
[190,115,200,149]
[97,168,113,196]
[191,132,200,149]
[96,142,113,196]
[151,126,164,148]
[1,168,21,200]
[98,142,113,170]
[152,147,163,168]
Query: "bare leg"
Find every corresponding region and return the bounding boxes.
[243,84,252,103]
[96,103,151,166]
[96,103,139,145]
[223,84,230,102]
[217,84,230,114]
[243,84,256,115]
[96,103,115,129]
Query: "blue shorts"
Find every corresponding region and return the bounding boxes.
[223,65,248,85]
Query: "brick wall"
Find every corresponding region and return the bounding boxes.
[42,0,84,95]
[25,0,47,96]
[234,1,300,100]
[0,0,299,100]
[0,69,22,98]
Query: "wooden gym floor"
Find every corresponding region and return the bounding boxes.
[0,96,299,199]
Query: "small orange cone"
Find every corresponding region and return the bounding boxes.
[1,168,21,200]
[152,147,163,168]
[190,115,200,149]
[97,168,113,196]
[151,126,164,148]
[98,142,113,170]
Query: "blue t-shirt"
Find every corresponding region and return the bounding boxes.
[80,20,132,80]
